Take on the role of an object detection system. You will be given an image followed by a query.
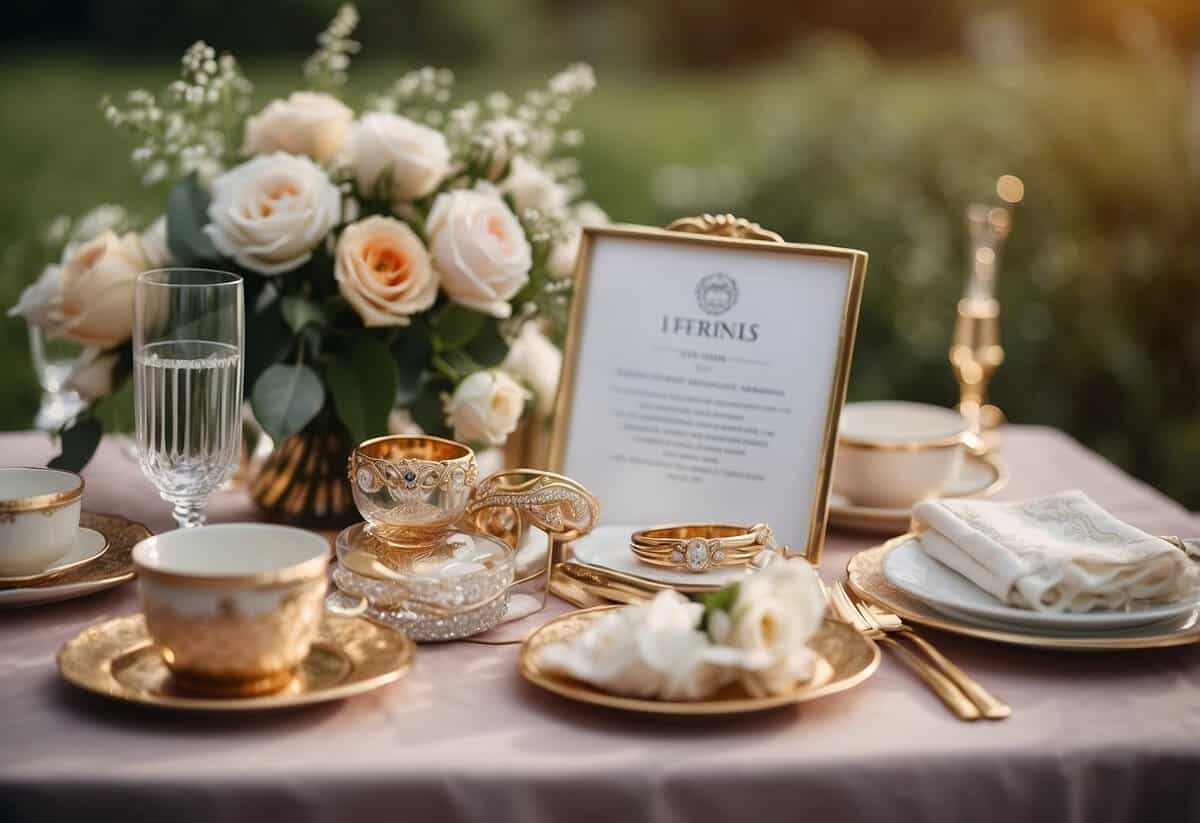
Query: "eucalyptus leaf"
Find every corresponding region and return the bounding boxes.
[410,378,453,438]
[465,319,510,368]
[392,326,432,406]
[48,415,102,472]
[251,364,325,443]
[280,296,328,333]
[325,337,398,444]
[244,300,293,389]
[165,174,221,265]
[433,349,483,382]
[431,304,486,352]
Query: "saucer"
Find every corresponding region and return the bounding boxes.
[571,525,753,592]
[847,537,1200,650]
[519,606,879,715]
[0,513,149,608]
[58,612,414,711]
[0,527,108,585]
[828,453,1007,536]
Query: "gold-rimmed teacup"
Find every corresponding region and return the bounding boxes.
[132,524,329,697]
[0,467,84,576]
[348,435,479,546]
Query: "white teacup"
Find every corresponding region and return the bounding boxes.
[133,524,330,696]
[0,467,83,576]
[833,401,974,509]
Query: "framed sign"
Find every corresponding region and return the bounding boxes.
[549,219,867,565]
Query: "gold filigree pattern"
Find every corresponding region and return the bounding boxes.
[665,213,784,243]
[467,470,598,543]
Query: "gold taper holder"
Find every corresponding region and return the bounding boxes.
[950,204,1011,438]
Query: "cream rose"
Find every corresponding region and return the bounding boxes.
[499,156,568,214]
[444,370,529,447]
[502,322,561,417]
[9,231,146,348]
[205,152,341,275]
[708,559,826,697]
[334,216,437,327]
[242,92,353,163]
[139,215,171,268]
[65,347,121,402]
[547,201,608,279]
[346,112,451,202]
[427,183,531,318]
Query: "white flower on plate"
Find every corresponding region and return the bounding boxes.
[427,182,531,318]
[444,370,529,447]
[499,156,569,214]
[345,112,451,202]
[707,559,827,697]
[242,92,353,163]
[204,152,341,275]
[334,215,437,327]
[139,215,171,268]
[502,322,561,417]
[65,347,121,402]
[546,201,608,280]
[10,230,147,349]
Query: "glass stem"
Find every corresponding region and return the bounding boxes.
[169,497,207,529]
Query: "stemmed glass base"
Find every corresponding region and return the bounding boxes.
[166,497,208,529]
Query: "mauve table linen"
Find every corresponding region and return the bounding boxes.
[2,426,1200,822]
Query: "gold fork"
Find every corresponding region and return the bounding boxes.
[828,581,981,721]
[845,586,1011,720]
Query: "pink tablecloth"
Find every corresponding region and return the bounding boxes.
[2,426,1199,822]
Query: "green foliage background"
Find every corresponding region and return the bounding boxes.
[1,37,1197,506]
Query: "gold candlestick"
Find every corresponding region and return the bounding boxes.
[950,204,1011,435]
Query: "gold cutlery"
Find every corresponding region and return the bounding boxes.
[554,563,653,605]
[845,586,1010,720]
[828,581,981,721]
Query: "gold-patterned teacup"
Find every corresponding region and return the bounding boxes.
[132,524,329,697]
[348,435,479,546]
[0,467,83,576]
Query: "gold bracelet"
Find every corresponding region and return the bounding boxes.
[629,522,779,573]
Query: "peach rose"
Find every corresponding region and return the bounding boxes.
[242,92,353,163]
[334,216,438,327]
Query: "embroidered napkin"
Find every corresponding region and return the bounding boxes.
[912,490,1198,612]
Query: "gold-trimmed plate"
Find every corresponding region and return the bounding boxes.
[58,613,414,711]
[0,512,149,607]
[828,452,1007,536]
[847,536,1200,650]
[0,527,108,585]
[519,606,879,715]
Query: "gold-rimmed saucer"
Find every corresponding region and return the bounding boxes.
[829,452,1007,536]
[0,512,149,607]
[0,527,108,585]
[847,536,1200,650]
[519,606,879,715]
[58,612,415,711]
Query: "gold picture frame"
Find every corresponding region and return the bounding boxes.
[549,217,867,567]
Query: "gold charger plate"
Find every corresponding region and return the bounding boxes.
[0,512,150,607]
[829,453,1008,536]
[58,613,415,711]
[847,536,1200,650]
[519,606,880,715]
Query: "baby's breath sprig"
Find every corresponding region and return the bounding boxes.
[511,63,596,162]
[102,42,252,186]
[303,3,361,92]
[368,67,456,129]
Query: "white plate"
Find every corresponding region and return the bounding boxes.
[0,527,108,584]
[829,454,1006,535]
[882,535,1200,631]
[571,524,756,590]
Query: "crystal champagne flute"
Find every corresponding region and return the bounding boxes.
[134,269,244,528]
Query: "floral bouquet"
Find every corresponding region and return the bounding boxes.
[8,5,603,472]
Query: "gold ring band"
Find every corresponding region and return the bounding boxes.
[629,522,779,573]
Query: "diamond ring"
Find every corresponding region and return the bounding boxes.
[629,522,781,573]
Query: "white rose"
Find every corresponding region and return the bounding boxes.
[387,408,424,437]
[346,112,451,202]
[65,347,121,402]
[70,205,127,248]
[444,370,529,447]
[547,201,608,279]
[242,92,353,163]
[334,216,437,327]
[9,231,146,348]
[710,560,827,697]
[538,605,664,698]
[502,322,561,417]
[499,156,569,214]
[205,152,341,275]
[427,183,531,318]
[139,216,171,268]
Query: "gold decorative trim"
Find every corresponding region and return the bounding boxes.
[837,432,969,452]
[0,467,84,513]
[549,221,868,568]
[664,213,785,243]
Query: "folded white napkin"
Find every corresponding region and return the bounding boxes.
[912,490,1198,612]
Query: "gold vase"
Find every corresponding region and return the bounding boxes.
[249,420,358,529]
